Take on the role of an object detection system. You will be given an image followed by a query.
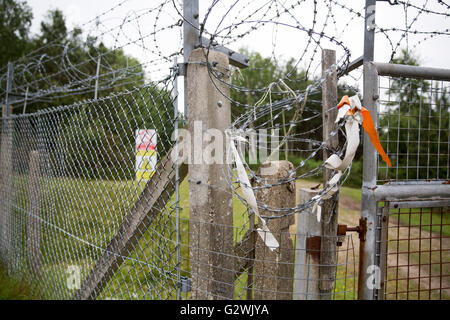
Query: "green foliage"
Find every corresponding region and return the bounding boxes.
[0,263,37,299]
[0,0,33,69]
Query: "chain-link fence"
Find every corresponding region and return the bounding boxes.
[1,78,184,299]
[1,0,449,301]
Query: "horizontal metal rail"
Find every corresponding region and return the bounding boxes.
[373,62,450,81]
[372,184,450,201]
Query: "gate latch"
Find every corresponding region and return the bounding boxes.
[337,218,367,246]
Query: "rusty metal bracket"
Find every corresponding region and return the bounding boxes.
[337,218,367,246]
[306,236,321,258]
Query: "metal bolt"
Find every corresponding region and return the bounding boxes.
[193,13,199,19]
[217,100,223,108]
[373,93,379,100]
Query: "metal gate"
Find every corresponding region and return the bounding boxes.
[359,62,450,300]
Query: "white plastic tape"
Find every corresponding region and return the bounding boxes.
[325,118,360,172]
[228,133,279,251]
[317,95,364,220]
[324,95,364,186]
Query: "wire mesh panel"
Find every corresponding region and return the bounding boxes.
[377,76,450,183]
[379,200,450,300]
[1,0,448,301]
[366,69,450,300]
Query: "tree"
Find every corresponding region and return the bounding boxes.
[21,9,145,113]
[0,0,33,69]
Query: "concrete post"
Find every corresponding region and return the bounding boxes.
[187,48,234,299]
[294,188,321,300]
[359,61,380,300]
[1,105,13,265]
[253,160,295,300]
[27,151,41,276]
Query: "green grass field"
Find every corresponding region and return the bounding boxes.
[0,263,38,300]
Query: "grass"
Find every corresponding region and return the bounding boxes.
[394,209,450,237]
[0,263,38,299]
[340,186,362,202]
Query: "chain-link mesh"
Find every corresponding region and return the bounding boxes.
[0,0,449,301]
[1,79,181,299]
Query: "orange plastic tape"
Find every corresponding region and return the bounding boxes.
[360,107,392,167]
[337,95,392,167]
[337,95,351,109]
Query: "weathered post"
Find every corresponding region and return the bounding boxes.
[359,0,379,300]
[253,160,296,300]
[294,188,321,300]
[1,62,14,266]
[320,49,339,299]
[0,105,13,261]
[187,48,234,299]
[27,151,41,276]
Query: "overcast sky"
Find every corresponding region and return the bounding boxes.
[24,0,449,98]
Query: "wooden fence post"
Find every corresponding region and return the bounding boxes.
[186,48,234,299]
[320,49,339,299]
[27,150,41,276]
[253,160,296,299]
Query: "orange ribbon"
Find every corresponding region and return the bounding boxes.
[338,96,392,167]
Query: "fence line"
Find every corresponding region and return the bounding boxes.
[1,0,449,300]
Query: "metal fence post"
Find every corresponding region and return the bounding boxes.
[27,150,41,277]
[320,49,339,299]
[186,48,234,299]
[359,63,380,300]
[94,56,101,100]
[359,0,378,300]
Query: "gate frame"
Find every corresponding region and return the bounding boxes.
[358,62,450,300]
